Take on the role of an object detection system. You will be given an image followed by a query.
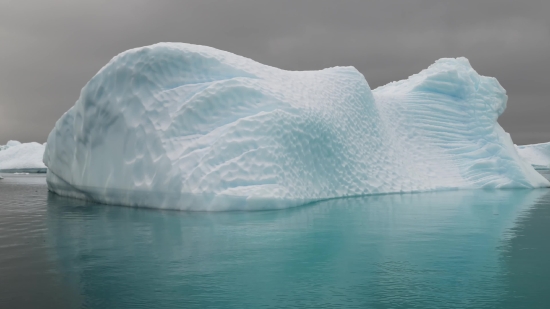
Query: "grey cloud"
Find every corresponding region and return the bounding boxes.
[1,0,549,144]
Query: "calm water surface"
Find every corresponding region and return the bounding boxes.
[1,173,550,308]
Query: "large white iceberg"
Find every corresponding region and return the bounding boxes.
[516,142,550,170]
[0,140,47,173]
[43,43,549,210]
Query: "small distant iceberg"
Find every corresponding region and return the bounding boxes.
[517,142,550,170]
[0,140,47,173]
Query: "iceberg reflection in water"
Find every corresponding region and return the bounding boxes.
[44,187,550,308]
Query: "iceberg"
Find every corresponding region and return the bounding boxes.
[0,140,47,173]
[43,43,549,211]
[516,142,550,170]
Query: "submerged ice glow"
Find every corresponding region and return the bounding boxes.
[43,43,549,210]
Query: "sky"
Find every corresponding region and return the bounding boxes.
[1,0,549,145]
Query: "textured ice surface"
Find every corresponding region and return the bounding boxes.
[0,140,21,151]
[43,43,549,210]
[0,141,47,173]
[517,142,550,170]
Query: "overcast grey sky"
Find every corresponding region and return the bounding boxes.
[1,0,549,145]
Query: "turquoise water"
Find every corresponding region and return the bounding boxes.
[1,174,550,308]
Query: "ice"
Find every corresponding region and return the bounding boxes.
[516,142,550,170]
[0,141,47,173]
[43,43,549,210]
[0,140,21,151]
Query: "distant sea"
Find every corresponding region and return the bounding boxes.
[1,173,550,309]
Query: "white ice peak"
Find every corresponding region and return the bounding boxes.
[43,43,549,210]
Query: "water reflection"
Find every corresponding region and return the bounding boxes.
[499,191,550,308]
[45,189,550,308]
[0,175,80,308]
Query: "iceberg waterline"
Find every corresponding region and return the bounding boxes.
[0,140,47,173]
[43,43,549,211]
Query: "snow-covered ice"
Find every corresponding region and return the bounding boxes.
[43,43,549,210]
[0,140,21,151]
[0,140,47,173]
[517,142,550,170]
